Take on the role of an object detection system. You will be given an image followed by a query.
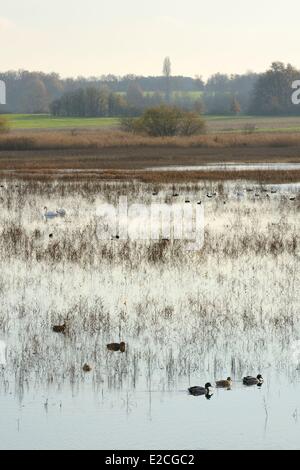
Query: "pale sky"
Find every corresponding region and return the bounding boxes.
[1,0,300,78]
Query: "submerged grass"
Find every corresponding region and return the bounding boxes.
[0,178,299,394]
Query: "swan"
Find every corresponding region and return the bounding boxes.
[44,207,58,219]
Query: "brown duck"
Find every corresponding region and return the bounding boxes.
[52,323,67,334]
[83,364,92,372]
[216,377,232,388]
[107,342,126,353]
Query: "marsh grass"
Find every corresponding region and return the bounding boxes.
[2,130,300,151]
[0,178,299,397]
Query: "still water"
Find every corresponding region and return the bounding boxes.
[0,179,299,450]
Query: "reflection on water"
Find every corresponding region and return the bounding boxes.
[0,179,299,449]
[148,162,300,172]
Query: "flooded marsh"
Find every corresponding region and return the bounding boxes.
[0,178,299,450]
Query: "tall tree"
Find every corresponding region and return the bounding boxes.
[163,57,172,102]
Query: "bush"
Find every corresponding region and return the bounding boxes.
[178,111,206,136]
[0,117,10,134]
[119,117,137,133]
[122,106,206,137]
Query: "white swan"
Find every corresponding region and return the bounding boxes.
[44,207,58,219]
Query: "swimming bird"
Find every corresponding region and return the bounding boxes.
[56,208,66,217]
[243,374,264,386]
[188,383,213,397]
[216,377,232,388]
[83,363,92,372]
[107,342,126,353]
[52,323,67,334]
[44,207,58,219]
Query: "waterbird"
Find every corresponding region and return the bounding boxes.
[56,208,66,217]
[243,374,264,386]
[188,383,213,397]
[216,377,232,388]
[52,323,67,334]
[107,342,126,353]
[83,363,92,372]
[44,207,58,219]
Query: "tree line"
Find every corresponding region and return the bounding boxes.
[1,62,300,116]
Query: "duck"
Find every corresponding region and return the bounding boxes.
[243,374,264,386]
[188,383,213,397]
[83,363,92,372]
[107,342,126,353]
[216,377,232,388]
[52,323,67,334]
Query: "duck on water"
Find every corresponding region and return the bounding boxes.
[188,383,214,399]
[243,375,264,386]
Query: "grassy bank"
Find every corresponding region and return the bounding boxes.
[3,113,300,133]
[1,114,119,130]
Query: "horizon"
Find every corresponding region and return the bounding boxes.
[0,61,293,80]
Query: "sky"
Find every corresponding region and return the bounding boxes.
[1,0,300,78]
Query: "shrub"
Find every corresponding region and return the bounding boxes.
[178,111,206,136]
[119,117,137,133]
[126,106,206,137]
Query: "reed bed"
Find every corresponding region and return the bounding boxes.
[2,130,300,151]
[0,179,299,396]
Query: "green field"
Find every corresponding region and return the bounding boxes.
[2,113,300,133]
[2,114,119,130]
